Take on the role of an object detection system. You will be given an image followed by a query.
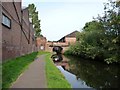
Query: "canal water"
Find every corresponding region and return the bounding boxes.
[52,54,120,89]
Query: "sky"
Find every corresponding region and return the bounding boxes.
[22,0,110,41]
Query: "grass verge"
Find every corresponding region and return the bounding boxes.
[45,53,71,88]
[2,51,47,88]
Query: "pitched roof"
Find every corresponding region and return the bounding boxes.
[57,30,79,42]
[65,30,79,37]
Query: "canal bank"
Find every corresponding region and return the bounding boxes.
[45,53,71,88]
[3,51,71,89]
[53,55,120,89]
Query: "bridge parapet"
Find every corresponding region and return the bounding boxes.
[52,42,69,47]
[45,42,69,53]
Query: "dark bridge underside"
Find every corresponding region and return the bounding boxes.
[52,46,63,54]
[49,45,69,47]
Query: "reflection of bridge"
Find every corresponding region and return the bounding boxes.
[54,58,70,70]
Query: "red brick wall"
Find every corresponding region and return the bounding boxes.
[36,37,46,51]
[21,8,39,55]
[2,2,22,61]
[65,37,76,45]
[2,2,43,61]
[45,42,53,52]
[21,8,30,55]
[29,23,36,52]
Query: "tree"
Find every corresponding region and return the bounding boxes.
[65,0,120,64]
[96,0,120,63]
[28,4,41,37]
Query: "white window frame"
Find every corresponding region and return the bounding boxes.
[2,14,11,28]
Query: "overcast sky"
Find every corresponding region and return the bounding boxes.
[22,0,110,41]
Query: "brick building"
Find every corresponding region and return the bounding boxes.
[58,30,79,45]
[45,31,79,53]
[36,36,47,51]
[1,1,43,61]
[1,1,22,60]
[21,7,33,55]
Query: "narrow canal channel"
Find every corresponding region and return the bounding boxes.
[52,54,119,89]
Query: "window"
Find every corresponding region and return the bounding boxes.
[2,14,11,28]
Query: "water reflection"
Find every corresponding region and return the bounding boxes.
[51,54,63,62]
[52,54,120,89]
[57,66,92,88]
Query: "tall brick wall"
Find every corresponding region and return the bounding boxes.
[30,23,36,52]
[21,8,30,55]
[1,2,40,61]
[2,2,22,61]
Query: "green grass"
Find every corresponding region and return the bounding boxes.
[2,51,47,88]
[45,53,71,88]
[37,51,50,56]
[2,51,71,89]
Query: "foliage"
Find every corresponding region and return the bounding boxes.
[28,4,41,37]
[45,53,71,88]
[65,1,120,64]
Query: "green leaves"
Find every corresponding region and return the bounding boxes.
[28,4,41,37]
[65,1,120,64]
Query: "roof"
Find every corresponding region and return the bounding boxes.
[57,30,79,42]
[65,30,79,38]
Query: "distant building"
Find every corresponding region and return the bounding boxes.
[45,41,53,52]
[58,30,79,45]
[36,36,47,51]
[45,31,79,53]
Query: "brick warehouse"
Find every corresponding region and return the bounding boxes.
[0,1,44,61]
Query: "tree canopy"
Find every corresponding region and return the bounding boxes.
[28,4,41,37]
[65,0,120,64]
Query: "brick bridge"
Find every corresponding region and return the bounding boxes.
[45,42,69,53]
[45,31,79,53]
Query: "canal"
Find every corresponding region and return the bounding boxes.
[52,54,119,89]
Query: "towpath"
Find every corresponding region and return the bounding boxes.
[11,55,47,88]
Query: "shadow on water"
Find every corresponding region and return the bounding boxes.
[51,54,120,89]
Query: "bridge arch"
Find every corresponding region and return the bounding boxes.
[45,42,69,53]
[52,46,63,54]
